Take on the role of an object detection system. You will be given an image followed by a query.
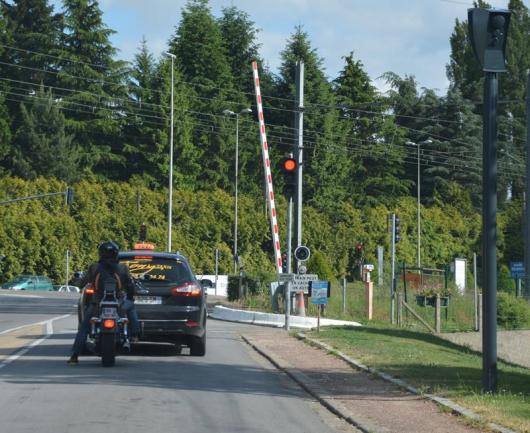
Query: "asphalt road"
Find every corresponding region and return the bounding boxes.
[0,291,355,433]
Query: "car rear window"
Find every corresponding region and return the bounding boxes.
[120,257,193,284]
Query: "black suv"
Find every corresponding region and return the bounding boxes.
[120,250,207,355]
[79,248,207,356]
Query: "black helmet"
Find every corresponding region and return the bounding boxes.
[98,241,119,261]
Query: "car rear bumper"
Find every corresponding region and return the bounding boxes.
[139,319,206,340]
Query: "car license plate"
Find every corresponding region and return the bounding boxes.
[103,308,116,316]
[136,296,162,305]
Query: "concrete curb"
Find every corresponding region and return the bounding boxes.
[297,333,517,433]
[241,335,382,433]
[210,305,362,329]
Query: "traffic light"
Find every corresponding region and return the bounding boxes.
[139,223,147,241]
[282,157,297,198]
[394,217,401,243]
[468,8,511,72]
[66,186,74,205]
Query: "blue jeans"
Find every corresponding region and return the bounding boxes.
[71,304,98,356]
[121,299,140,337]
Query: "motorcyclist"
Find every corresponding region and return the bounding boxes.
[67,241,139,364]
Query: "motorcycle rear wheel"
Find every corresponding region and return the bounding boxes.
[101,333,116,367]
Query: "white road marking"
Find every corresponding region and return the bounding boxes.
[0,314,71,370]
[0,293,42,298]
[0,314,70,336]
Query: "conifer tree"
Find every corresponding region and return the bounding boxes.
[58,0,128,177]
[334,54,409,205]
[10,87,80,182]
[168,0,234,190]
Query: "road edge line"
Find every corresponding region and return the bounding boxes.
[0,314,70,336]
[241,334,382,433]
[0,314,71,370]
[296,332,517,433]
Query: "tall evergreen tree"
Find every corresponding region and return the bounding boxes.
[9,87,80,182]
[218,6,261,97]
[334,54,409,205]
[275,27,350,209]
[58,0,128,177]
[0,0,62,135]
[168,0,235,190]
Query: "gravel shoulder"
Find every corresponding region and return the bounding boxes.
[242,326,489,433]
[440,330,530,369]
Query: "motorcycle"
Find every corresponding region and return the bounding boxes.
[88,279,130,367]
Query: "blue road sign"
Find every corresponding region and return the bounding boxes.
[310,280,330,305]
[510,261,525,278]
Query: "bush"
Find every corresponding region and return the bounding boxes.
[497,292,530,329]
[227,271,276,301]
[498,265,515,295]
[307,251,336,282]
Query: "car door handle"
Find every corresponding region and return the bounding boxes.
[137,289,149,295]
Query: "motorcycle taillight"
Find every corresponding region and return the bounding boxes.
[103,319,116,329]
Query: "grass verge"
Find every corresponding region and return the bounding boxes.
[306,325,530,433]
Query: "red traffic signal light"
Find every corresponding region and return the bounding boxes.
[283,158,297,171]
[282,157,297,198]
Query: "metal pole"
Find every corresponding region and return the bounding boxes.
[417,143,421,268]
[474,252,479,331]
[287,197,293,273]
[482,72,498,393]
[65,249,70,288]
[391,213,396,324]
[0,191,65,206]
[285,281,291,330]
[167,53,175,252]
[214,249,219,296]
[294,62,304,272]
[377,246,384,287]
[524,71,530,300]
[342,277,346,314]
[234,114,239,274]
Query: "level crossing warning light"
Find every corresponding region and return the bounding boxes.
[282,157,297,198]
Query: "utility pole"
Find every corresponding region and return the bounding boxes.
[165,52,176,253]
[390,214,396,324]
[65,249,70,288]
[468,6,510,393]
[294,61,304,272]
[524,70,530,300]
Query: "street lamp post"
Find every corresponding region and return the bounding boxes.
[223,108,252,274]
[406,139,432,268]
[165,52,176,252]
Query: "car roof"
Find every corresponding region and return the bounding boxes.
[119,251,189,262]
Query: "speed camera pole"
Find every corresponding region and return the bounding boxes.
[468,7,511,392]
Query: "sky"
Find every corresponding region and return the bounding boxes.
[50,0,521,94]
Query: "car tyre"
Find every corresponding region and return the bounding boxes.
[189,334,206,357]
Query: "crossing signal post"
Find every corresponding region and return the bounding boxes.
[468,7,511,393]
[282,156,297,276]
[282,157,297,199]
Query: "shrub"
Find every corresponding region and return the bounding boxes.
[497,265,515,295]
[497,292,529,329]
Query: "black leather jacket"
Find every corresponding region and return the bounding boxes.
[78,260,136,303]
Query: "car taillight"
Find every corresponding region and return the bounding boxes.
[171,282,202,297]
[103,319,115,329]
[185,320,200,327]
[85,287,95,295]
